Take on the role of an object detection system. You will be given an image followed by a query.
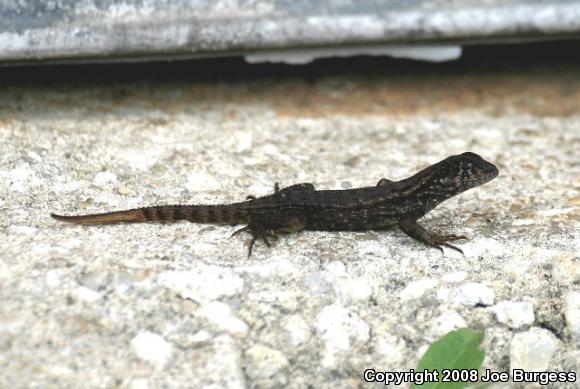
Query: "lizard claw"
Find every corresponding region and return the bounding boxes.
[245,237,257,258]
[424,241,464,256]
[231,226,250,237]
[424,242,445,255]
[433,235,467,255]
[427,237,465,256]
[439,242,464,255]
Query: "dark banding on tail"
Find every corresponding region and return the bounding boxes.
[51,204,249,225]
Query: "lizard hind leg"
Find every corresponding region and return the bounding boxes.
[230,210,307,257]
[231,224,279,257]
[244,227,280,257]
[231,225,267,257]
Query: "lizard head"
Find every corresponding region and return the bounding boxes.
[428,152,499,194]
[401,152,498,216]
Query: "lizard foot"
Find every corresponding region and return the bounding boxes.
[399,216,466,255]
[244,230,278,257]
[231,210,305,257]
[231,226,278,257]
[429,238,465,255]
[431,234,468,254]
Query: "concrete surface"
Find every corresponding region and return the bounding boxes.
[0,57,579,388]
[2,0,580,64]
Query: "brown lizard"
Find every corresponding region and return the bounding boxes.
[52,152,498,256]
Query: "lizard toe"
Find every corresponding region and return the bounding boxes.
[440,242,465,255]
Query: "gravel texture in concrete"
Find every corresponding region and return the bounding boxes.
[0,57,579,388]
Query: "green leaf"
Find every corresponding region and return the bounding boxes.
[413,328,485,389]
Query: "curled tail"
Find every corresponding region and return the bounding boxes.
[51,204,249,225]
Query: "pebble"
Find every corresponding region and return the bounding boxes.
[334,277,374,303]
[231,131,253,153]
[400,279,438,300]
[510,328,557,371]
[188,330,212,345]
[7,167,33,192]
[452,282,494,306]
[469,238,505,257]
[247,290,298,312]
[79,271,108,291]
[117,185,131,195]
[428,311,467,339]
[71,286,102,303]
[245,344,289,380]
[197,301,249,335]
[282,314,311,347]
[564,291,580,343]
[47,364,74,377]
[493,301,534,329]
[93,171,117,186]
[374,334,404,363]
[130,331,172,367]
[436,287,451,302]
[7,225,37,236]
[158,266,243,303]
[315,304,370,367]
[441,271,468,283]
[45,269,66,288]
[185,171,221,192]
[204,335,245,389]
[236,259,299,278]
[303,262,347,295]
[129,379,149,389]
[324,261,347,277]
[302,272,332,294]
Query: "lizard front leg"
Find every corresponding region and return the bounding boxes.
[398,216,467,254]
[231,210,307,257]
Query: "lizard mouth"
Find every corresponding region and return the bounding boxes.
[465,167,499,186]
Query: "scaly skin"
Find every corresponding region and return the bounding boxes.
[52,152,499,256]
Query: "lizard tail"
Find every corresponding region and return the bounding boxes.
[51,204,249,225]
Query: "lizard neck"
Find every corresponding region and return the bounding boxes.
[384,164,462,218]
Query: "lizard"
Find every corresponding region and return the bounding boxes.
[51,152,499,256]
